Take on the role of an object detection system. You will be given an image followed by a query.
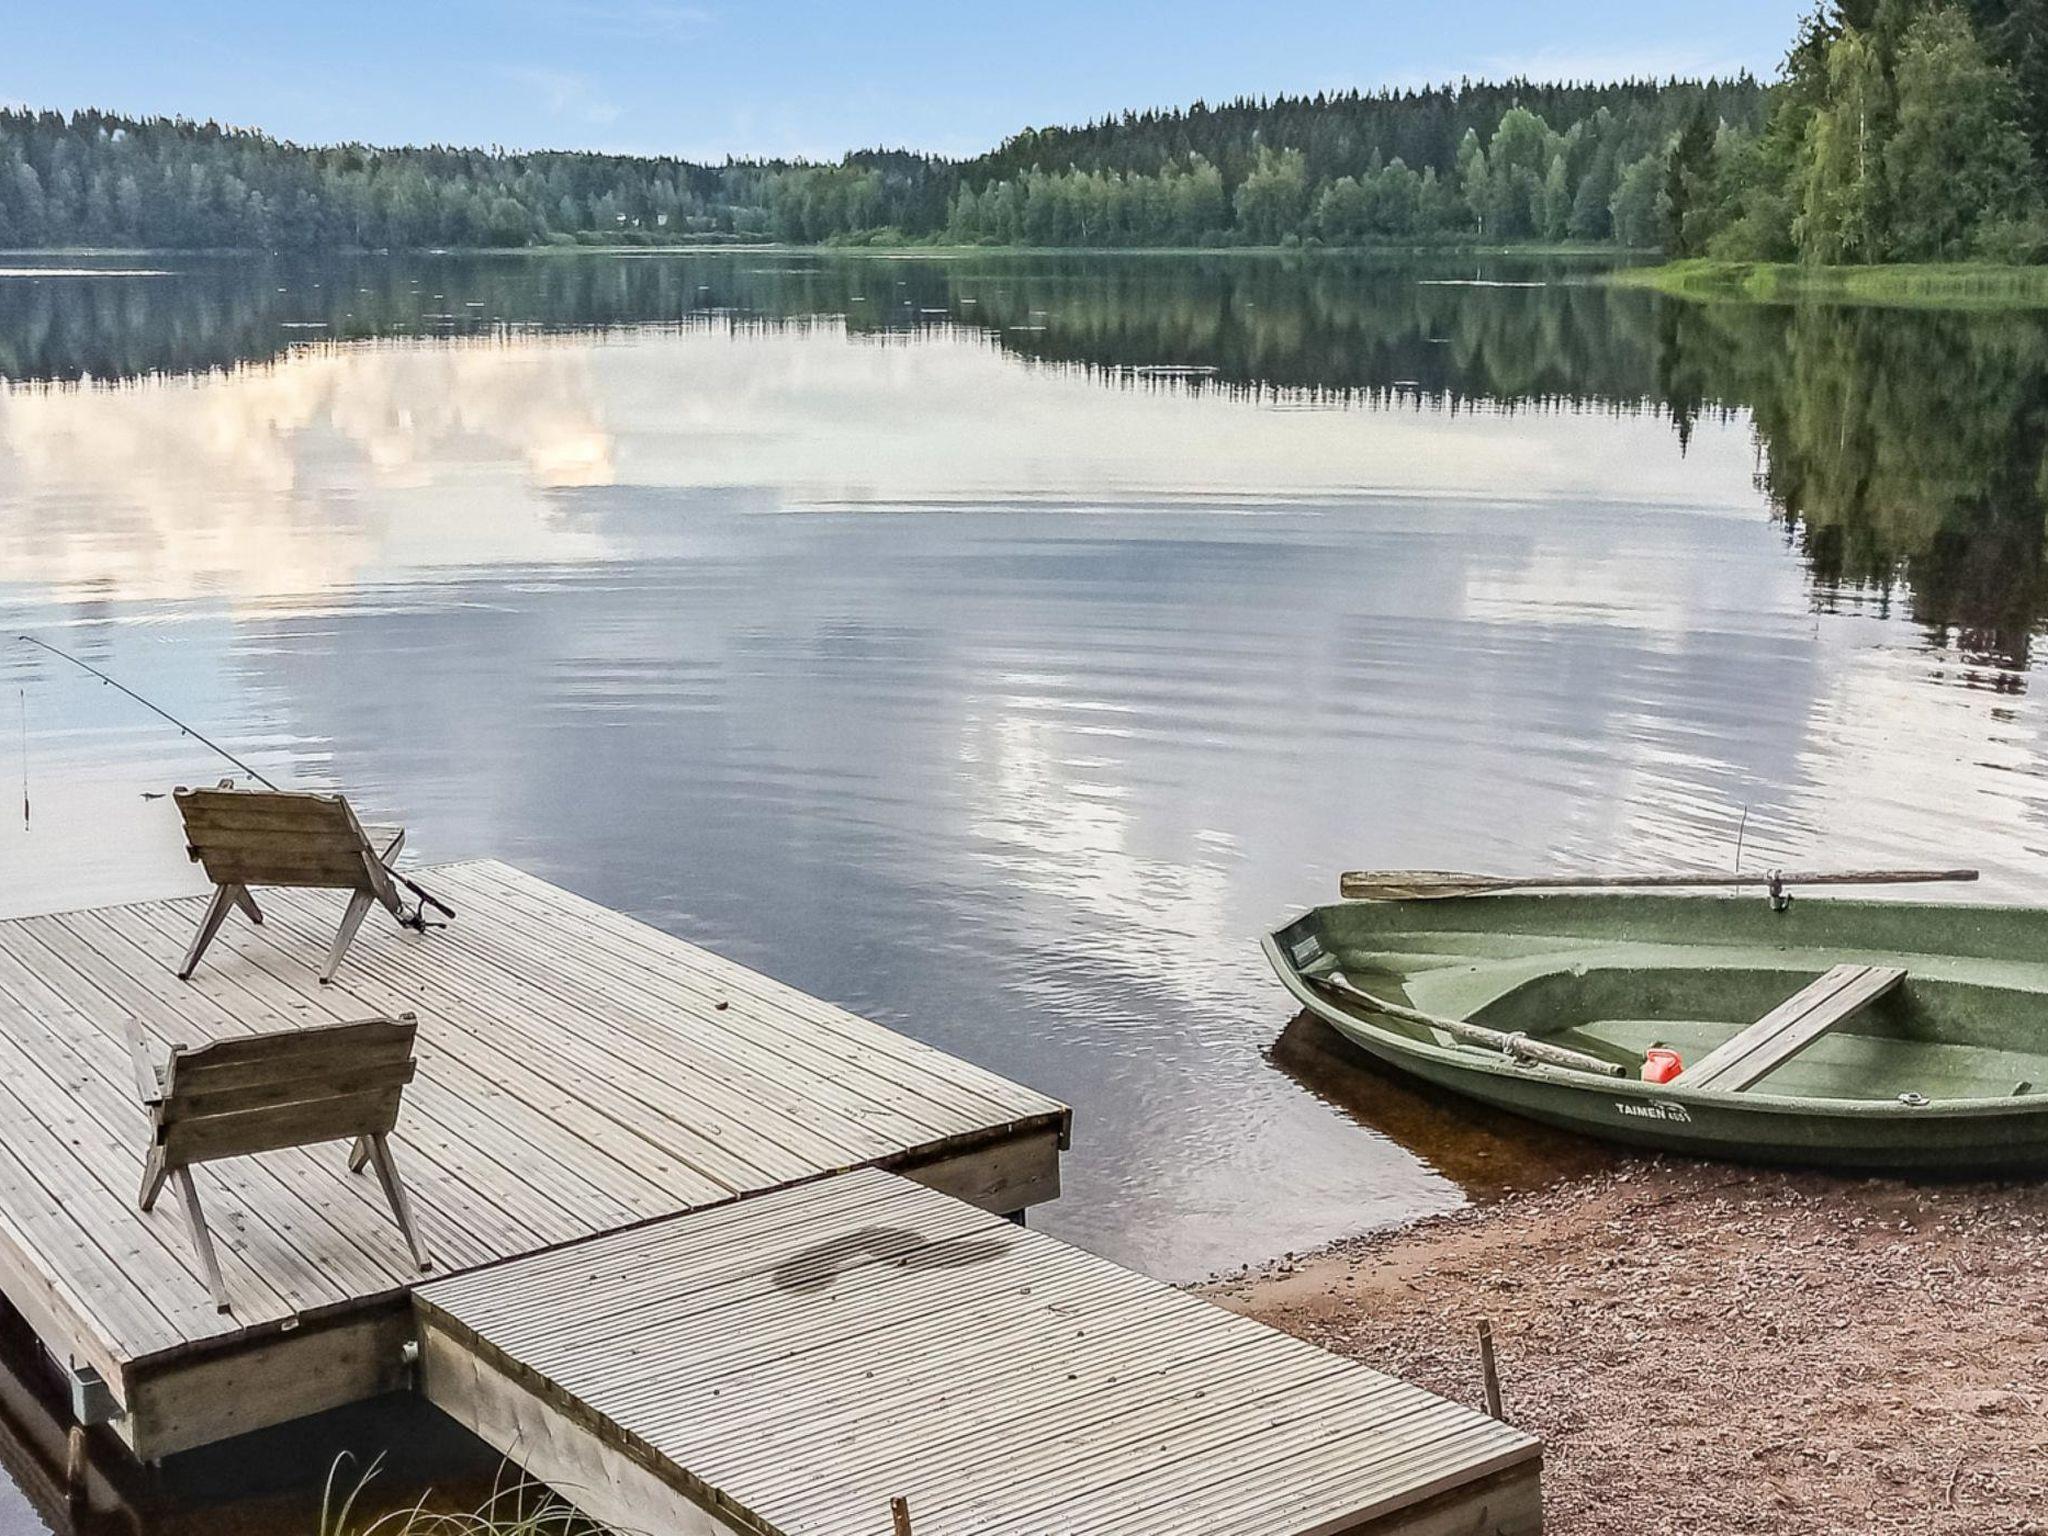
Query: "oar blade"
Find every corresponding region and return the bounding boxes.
[1339,870,1502,901]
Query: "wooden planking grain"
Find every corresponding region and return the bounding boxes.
[120,896,672,1241]
[964,1395,1509,1536]
[0,927,309,1333]
[417,1321,732,1536]
[123,1304,415,1459]
[894,1126,1061,1212]
[437,869,971,1149]
[0,863,1067,1393]
[355,884,937,1169]
[419,1171,1533,1536]
[250,889,840,1192]
[241,900,773,1209]
[0,897,558,1365]
[470,858,1061,1122]
[422,1165,922,1314]
[726,1327,1388,1530]
[112,898,551,1271]
[25,911,425,1312]
[457,863,1066,1137]
[637,1292,1278,1457]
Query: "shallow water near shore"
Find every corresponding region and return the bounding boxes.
[2,246,2048,1528]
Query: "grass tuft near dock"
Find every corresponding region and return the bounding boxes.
[1613,258,2048,309]
[1207,1160,2048,1535]
[319,1463,611,1536]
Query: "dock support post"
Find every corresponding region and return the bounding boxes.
[65,1424,87,1514]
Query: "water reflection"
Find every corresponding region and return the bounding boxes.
[4,252,2048,1291]
[0,342,611,602]
[7,251,2045,661]
[1266,1014,1616,1197]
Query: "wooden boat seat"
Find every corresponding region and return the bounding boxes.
[1674,963,1906,1092]
[174,783,408,984]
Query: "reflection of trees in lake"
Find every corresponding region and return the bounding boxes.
[1657,300,2048,666]
[5,253,2047,660]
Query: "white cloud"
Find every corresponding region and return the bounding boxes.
[519,1,713,40]
[495,65,624,126]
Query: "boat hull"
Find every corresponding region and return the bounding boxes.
[1330,1015,2048,1172]
[1263,894,2048,1175]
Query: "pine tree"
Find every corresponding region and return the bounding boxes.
[1663,111,1718,256]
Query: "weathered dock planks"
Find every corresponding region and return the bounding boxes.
[417,1168,1542,1536]
[0,861,1067,1458]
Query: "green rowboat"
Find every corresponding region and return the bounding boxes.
[1263,888,2048,1172]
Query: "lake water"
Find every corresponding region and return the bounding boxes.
[3,245,2048,1528]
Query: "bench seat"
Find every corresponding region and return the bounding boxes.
[1674,963,1906,1092]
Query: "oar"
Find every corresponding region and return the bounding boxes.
[1340,867,1979,901]
[1308,971,1625,1077]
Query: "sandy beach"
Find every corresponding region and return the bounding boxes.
[1208,1157,2048,1534]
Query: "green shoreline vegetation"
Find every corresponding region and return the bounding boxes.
[8,5,2043,294]
[2,83,1761,254]
[1614,257,2048,306]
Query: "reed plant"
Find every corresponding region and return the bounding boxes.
[316,1455,617,1536]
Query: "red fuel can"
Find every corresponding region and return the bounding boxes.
[1641,1047,1684,1084]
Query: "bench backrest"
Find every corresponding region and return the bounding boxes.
[152,1015,419,1170]
[175,786,384,893]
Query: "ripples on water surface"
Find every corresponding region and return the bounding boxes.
[4,251,2048,1307]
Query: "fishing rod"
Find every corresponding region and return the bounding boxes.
[17,633,279,789]
[16,633,456,927]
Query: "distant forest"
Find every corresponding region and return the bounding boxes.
[1,1,2044,260]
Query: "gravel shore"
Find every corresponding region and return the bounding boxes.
[1205,1158,2048,1534]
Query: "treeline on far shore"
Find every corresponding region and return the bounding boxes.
[0,79,1761,254]
[3,3,2045,264]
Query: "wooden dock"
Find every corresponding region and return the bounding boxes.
[417,1168,1540,1536]
[0,860,1066,1458]
[0,858,1542,1533]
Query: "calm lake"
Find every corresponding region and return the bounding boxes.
[2,249,2047,1523]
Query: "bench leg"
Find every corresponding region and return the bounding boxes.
[173,1168,231,1314]
[364,1134,433,1272]
[348,1136,371,1173]
[232,886,263,925]
[322,889,376,984]
[137,1146,169,1213]
[177,886,240,981]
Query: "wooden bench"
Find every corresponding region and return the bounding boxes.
[126,1014,432,1313]
[1675,963,1906,1092]
[174,784,408,984]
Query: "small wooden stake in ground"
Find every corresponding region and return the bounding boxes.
[890,1496,914,1536]
[1479,1319,1504,1420]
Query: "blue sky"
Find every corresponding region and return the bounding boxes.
[9,1,1803,160]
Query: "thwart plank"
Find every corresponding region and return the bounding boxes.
[1677,963,1906,1092]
